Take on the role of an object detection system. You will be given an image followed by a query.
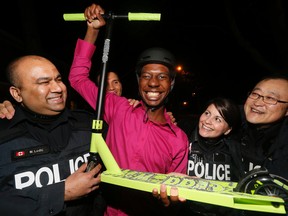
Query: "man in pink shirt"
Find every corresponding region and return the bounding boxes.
[69,3,188,215]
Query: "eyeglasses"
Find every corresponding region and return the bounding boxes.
[248,92,288,105]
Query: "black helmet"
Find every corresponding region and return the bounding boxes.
[135,47,176,79]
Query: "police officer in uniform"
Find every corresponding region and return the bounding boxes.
[0,55,103,216]
[177,97,243,215]
[238,74,288,216]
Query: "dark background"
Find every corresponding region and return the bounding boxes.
[1,0,288,118]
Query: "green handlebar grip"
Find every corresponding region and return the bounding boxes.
[63,13,85,21]
[128,13,161,21]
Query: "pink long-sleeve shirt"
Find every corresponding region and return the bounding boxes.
[69,39,188,215]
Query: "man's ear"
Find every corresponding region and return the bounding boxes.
[9,86,22,102]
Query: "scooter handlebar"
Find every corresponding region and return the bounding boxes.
[63,12,161,21]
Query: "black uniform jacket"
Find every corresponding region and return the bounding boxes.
[0,106,98,216]
[240,108,288,180]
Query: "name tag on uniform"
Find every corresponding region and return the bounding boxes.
[12,145,50,160]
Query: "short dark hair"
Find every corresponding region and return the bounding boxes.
[258,73,288,83]
[5,56,24,87]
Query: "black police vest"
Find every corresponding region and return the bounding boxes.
[187,129,238,181]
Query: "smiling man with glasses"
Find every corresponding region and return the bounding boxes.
[240,74,288,182]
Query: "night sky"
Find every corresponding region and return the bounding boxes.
[1,0,288,117]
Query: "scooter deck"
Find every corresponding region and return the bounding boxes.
[102,169,286,214]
